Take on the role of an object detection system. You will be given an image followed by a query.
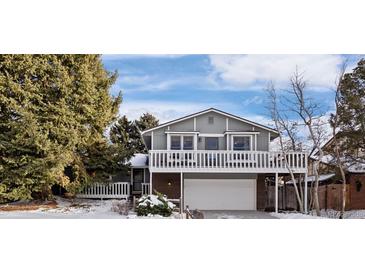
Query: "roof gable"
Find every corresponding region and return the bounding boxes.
[141,108,278,135]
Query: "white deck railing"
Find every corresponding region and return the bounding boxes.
[141,183,150,195]
[77,182,130,199]
[149,150,307,173]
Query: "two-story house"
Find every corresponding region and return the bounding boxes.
[138,108,308,212]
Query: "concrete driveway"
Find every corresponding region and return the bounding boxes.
[202,210,278,219]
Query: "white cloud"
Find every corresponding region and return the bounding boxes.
[209,54,345,90]
[114,73,206,93]
[242,96,264,107]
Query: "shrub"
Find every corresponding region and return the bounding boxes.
[111,200,130,216]
[136,193,175,217]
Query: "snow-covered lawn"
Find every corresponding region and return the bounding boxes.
[3,198,365,219]
[271,209,365,219]
[0,198,182,219]
[270,212,325,219]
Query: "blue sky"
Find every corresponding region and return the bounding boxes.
[102,54,363,126]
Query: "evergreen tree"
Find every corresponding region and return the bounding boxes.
[0,54,121,201]
[337,59,365,161]
[110,116,145,157]
[135,112,159,131]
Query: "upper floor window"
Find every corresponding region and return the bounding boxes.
[233,136,251,151]
[171,136,181,150]
[208,116,214,124]
[206,137,219,150]
[183,136,193,150]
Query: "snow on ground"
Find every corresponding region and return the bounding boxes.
[0,197,182,219]
[3,197,365,219]
[271,209,365,219]
[319,209,365,219]
[270,212,325,219]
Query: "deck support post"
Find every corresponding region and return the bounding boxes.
[304,172,308,213]
[150,171,153,195]
[275,172,279,213]
[180,172,183,214]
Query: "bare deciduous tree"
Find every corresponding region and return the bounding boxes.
[283,69,329,216]
[267,82,304,212]
[267,68,330,216]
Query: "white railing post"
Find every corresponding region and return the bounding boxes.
[275,172,279,213]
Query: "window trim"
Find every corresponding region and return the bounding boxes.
[167,133,197,150]
[231,135,253,151]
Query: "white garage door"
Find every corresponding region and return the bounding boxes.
[184,179,256,210]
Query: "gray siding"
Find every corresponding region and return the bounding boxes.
[228,118,253,131]
[152,127,168,150]
[169,119,194,131]
[256,131,269,151]
[196,112,226,133]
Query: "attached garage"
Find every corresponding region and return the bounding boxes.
[184,179,257,210]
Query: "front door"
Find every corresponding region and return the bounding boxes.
[132,168,144,192]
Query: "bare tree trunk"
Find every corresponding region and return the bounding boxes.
[298,173,304,207]
[312,159,321,216]
[309,181,314,211]
[333,119,347,218]
[331,61,348,219]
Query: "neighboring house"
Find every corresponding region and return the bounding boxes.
[304,134,365,210]
[78,108,308,212]
[138,108,308,212]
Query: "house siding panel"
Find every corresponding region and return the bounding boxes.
[257,131,269,151]
[228,118,253,131]
[153,127,167,150]
[196,112,226,133]
[169,119,194,131]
